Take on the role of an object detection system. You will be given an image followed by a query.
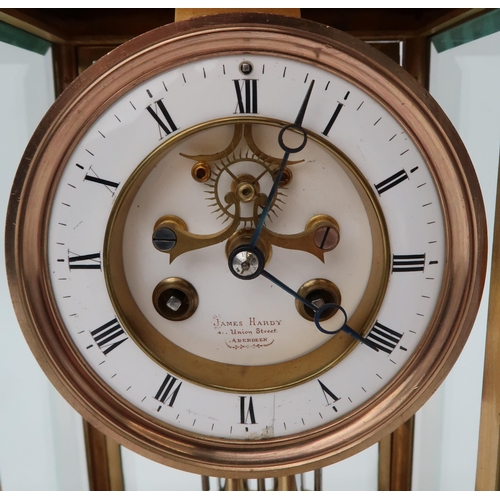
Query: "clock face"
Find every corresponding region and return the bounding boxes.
[7,15,486,475]
[47,52,445,438]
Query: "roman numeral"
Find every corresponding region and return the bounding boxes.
[367,321,403,354]
[239,396,257,424]
[68,252,101,270]
[374,169,409,195]
[234,79,258,114]
[392,254,426,272]
[90,318,128,355]
[84,174,120,190]
[154,374,182,407]
[318,380,340,406]
[146,99,178,138]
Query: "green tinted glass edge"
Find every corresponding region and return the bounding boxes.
[432,9,500,53]
[0,19,50,55]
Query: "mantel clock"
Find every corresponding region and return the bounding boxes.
[6,13,487,477]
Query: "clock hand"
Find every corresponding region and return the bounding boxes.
[243,123,303,168]
[227,245,378,351]
[250,79,315,250]
[227,80,371,349]
[259,269,379,351]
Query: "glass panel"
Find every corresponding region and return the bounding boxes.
[323,444,378,490]
[367,40,403,66]
[432,8,500,53]
[0,19,51,55]
[413,16,500,491]
[0,27,88,490]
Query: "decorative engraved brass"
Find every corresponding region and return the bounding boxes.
[181,123,243,162]
[152,121,344,262]
[152,193,241,262]
[243,123,303,167]
[258,214,340,262]
[181,123,302,167]
[232,174,260,203]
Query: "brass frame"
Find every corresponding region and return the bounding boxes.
[476,156,500,490]
[379,417,414,490]
[6,13,487,477]
[83,421,124,491]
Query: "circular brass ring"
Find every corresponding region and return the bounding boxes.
[153,277,199,321]
[191,162,212,183]
[295,278,342,322]
[104,117,390,393]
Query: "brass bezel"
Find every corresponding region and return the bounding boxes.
[5,13,487,477]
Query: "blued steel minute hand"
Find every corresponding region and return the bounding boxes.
[260,269,379,351]
[250,79,315,250]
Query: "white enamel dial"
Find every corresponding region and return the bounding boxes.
[47,52,445,440]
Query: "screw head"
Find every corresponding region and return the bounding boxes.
[153,227,177,251]
[314,226,340,251]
